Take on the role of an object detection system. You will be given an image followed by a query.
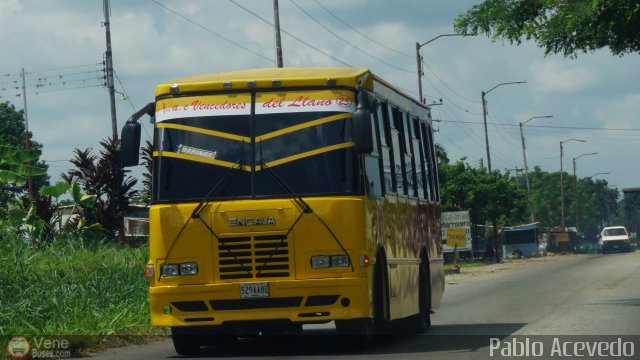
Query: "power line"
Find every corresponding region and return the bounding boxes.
[311,0,413,59]
[228,0,352,67]
[34,83,104,95]
[423,76,482,115]
[422,61,481,104]
[436,129,481,163]
[440,119,640,132]
[289,0,413,74]
[151,0,275,64]
[113,70,152,142]
[25,62,103,74]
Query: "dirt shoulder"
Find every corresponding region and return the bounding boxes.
[445,252,589,283]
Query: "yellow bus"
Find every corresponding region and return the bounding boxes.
[120,67,444,355]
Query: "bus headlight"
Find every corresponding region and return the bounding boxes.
[161,264,180,277]
[180,262,198,275]
[311,256,330,268]
[331,255,350,267]
[311,255,350,268]
[160,262,199,276]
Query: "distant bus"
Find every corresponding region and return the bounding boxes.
[120,67,444,355]
[503,223,544,258]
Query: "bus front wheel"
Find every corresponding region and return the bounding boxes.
[171,327,203,356]
[335,318,374,348]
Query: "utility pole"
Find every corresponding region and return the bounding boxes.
[481,81,526,173]
[520,115,553,222]
[560,139,586,229]
[481,90,491,171]
[273,0,283,68]
[572,152,598,230]
[415,34,471,104]
[21,68,33,200]
[103,0,118,139]
[415,42,423,103]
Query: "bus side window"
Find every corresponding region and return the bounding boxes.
[412,117,426,200]
[390,107,406,195]
[383,103,398,193]
[373,100,389,195]
[365,102,383,198]
[402,112,417,198]
[420,122,433,201]
[426,124,440,202]
[364,156,383,198]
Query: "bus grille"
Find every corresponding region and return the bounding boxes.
[217,235,291,280]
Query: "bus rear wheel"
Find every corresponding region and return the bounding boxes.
[407,258,431,333]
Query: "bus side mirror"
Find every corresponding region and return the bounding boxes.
[119,102,154,167]
[120,121,141,167]
[353,91,373,154]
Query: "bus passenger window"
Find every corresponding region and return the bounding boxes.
[383,103,398,193]
[391,108,407,195]
[402,112,416,198]
[412,118,425,199]
[420,122,433,201]
[364,156,382,198]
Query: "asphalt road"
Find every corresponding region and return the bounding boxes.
[90,251,640,359]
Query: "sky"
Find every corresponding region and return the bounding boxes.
[1,0,639,193]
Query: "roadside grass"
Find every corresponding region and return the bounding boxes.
[0,227,159,353]
[444,259,487,271]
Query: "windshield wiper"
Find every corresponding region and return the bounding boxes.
[159,156,252,280]
[259,160,354,272]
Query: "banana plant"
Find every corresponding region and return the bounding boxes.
[39,180,102,240]
[0,144,46,184]
[9,179,103,245]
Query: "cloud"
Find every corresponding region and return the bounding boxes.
[529,59,596,93]
[596,93,640,129]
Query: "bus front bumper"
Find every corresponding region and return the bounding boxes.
[149,277,370,327]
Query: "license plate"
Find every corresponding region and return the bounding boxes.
[240,282,269,298]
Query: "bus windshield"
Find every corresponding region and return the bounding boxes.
[152,89,359,202]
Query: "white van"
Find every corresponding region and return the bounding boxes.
[598,226,632,253]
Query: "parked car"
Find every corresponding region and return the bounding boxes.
[598,226,632,254]
[571,237,598,253]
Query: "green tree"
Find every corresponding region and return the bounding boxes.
[0,101,49,203]
[454,0,640,57]
[437,147,528,258]
[529,166,562,228]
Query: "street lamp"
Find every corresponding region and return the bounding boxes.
[560,139,586,229]
[573,152,598,230]
[416,34,473,104]
[482,81,526,172]
[573,153,598,186]
[520,115,553,222]
[587,172,609,180]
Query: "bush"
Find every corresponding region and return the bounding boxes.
[0,228,150,339]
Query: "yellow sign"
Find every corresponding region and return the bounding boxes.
[556,232,569,243]
[447,227,466,247]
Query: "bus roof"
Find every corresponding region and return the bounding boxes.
[155,67,372,96]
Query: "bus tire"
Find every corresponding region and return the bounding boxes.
[407,254,431,333]
[171,327,203,356]
[335,318,374,348]
[373,252,390,335]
